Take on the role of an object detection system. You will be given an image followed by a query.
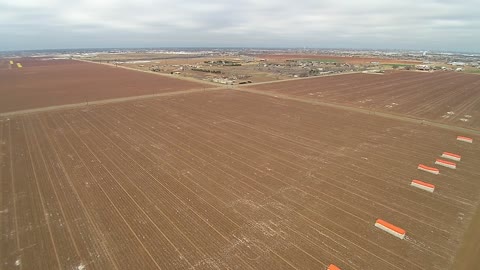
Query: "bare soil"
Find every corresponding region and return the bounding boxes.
[1,90,478,269]
[452,200,480,270]
[0,58,212,113]
[246,71,480,130]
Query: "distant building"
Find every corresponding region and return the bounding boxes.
[212,78,234,85]
[415,65,430,71]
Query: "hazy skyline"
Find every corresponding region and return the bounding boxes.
[1,0,479,52]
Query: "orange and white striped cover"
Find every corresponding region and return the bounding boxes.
[417,164,440,175]
[457,136,473,143]
[411,180,435,192]
[441,152,461,161]
[375,219,406,239]
[435,159,456,169]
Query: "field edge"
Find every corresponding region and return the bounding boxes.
[452,202,480,269]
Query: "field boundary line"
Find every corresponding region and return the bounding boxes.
[0,87,223,118]
[239,88,480,136]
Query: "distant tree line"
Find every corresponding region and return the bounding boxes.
[204,60,241,66]
[192,68,222,74]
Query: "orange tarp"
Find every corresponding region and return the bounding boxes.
[328,264,341,270]
[443,152,460,158]
[418,164,439,171]
[412,180,435,189]
[375,219,406,235]
[436,159,456,166]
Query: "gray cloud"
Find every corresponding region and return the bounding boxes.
[0,0,479,52]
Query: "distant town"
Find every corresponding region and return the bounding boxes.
[2,48,479,85]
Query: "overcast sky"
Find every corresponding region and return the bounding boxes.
[0,0,479,52]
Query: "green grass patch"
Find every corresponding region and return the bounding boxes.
[389,64,414,69]
[464,69,480,74]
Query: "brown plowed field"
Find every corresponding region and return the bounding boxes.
[256,54,421,64]
[0,58,212,113]
[247,71,480,130]
[1,90,479,269]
